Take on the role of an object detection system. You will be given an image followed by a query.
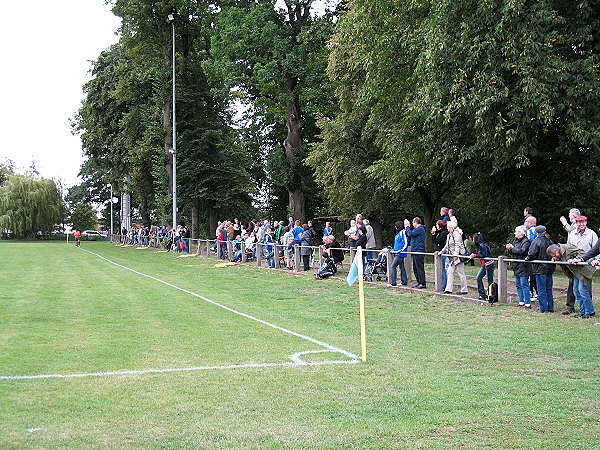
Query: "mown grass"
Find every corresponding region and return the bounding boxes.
[0,241,598,448]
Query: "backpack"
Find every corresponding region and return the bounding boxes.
[487,282,498,304]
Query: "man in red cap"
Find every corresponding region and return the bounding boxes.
[563,215,597,314]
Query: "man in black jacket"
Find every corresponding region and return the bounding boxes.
[322,235,344,264]
[525,225,555,312]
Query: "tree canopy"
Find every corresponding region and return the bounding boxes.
[0,175,65,239]
[312,0,600,242]
[72,0,600,243]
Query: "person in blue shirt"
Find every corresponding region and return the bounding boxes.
[292,220,304,244]
[323,221,332,237]
[440,207,451,222]
[387,221,408,287]
[404,217,427,288]
[525,215,538,299]
[265,229,276,268]
[525,216,537,242]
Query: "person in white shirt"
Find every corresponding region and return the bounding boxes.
[563,215,598,315]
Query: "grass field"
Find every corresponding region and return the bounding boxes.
[0,241,598,448]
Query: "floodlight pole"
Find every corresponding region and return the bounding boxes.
[109,183,113,235]
[168,13,177,230]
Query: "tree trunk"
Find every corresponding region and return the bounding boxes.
[283,92,306,222]
[289,188,305,224]
[417,187,437,252]
[207,202,217,240]
[370,218,383,249]
[191,198,199,239]
[139,198,150,227]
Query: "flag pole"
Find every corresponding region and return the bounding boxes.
[347,246,367,362]
[356,246,367,361]
[358,265,367,362]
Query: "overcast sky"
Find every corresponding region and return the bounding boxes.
[0,0,121,189]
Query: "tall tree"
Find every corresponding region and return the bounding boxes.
[76,1,254,235]
[70,203,99,232]
[208,0,335,222]
[0,175,65,239]
[317,0,600,241]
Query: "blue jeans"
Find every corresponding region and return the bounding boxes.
[515,276,531,305]
[389,255,407,286]
[184,239,189,253]
[476,264,495,298]
[573,277,595,315]
[267,250,275,268]
[441,255,449,291]
[536,273,554,312]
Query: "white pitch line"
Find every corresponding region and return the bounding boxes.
[76,246,360,361]
[0,359,361,381]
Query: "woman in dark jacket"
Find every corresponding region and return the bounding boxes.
[299,224,314,271]
[431,220,449,291]
[506,225,531,307]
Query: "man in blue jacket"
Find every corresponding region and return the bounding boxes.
[387,221,409,287]
[405,217,427,288]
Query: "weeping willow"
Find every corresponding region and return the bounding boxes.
[0,175,66,239]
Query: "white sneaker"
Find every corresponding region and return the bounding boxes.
[386,283,396,288]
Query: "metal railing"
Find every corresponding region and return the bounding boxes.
[107,234,596,304]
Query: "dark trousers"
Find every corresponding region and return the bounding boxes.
[413,254,426,286]
[529,274,537,296]
[302,254,310,271]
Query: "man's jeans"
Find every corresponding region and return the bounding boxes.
[536,274,554,312]
[573,277,595,315]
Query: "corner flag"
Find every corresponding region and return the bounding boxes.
[347,246,367,361]
[346,246,364,286]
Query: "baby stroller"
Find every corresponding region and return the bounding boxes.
[364,247,390,282]
[315,257,337,280]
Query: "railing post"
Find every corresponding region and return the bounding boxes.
[241,242,246,263]
[434,251,443,293]
[497,255,508,303]
[274,244,280,269]
[294,245,301,271]
[206,240,210,258]
[257,242,262,266]
[227,240,234,261]
[386,248,393,284]
[315,246,320,269]
[405,250,413,283]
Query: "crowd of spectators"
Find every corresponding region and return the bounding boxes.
[384,206,597,318]
[118,206,597,318]
[122,224,190,252]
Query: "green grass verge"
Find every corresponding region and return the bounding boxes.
[0,241,598,448]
